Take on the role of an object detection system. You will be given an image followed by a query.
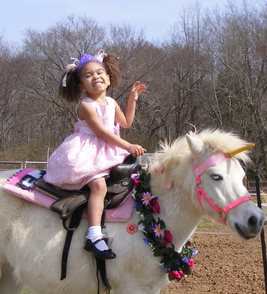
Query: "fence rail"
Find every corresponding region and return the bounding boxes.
[247,180,267,194]
[0,161,47,170]
[0,154,154,170]
[1,159,267,195]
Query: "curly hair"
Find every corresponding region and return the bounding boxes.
[58,53,121,103]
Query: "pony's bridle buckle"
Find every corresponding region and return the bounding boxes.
[219,210,226,223]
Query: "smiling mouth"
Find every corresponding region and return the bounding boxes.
[93,82,103,86]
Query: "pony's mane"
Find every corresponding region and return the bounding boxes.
[150,129,252,171]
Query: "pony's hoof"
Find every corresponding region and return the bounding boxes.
[84,239,116,259]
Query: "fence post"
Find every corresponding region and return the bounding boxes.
[255,175,267,293]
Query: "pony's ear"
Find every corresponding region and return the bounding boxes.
[186,132,204,158]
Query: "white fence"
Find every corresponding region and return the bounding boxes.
[0,161,48,170]
[0,153,154,171]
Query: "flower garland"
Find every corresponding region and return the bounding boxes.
[132,168,198,281]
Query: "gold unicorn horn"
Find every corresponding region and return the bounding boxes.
[226,143,255,157]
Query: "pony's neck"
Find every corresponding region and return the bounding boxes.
[158,192,203,251]
[149,152,204,251]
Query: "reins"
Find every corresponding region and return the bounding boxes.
[194,152,253,225]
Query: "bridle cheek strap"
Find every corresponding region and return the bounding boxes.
[195,154,253,225]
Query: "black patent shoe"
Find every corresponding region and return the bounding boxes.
[84,238,116,259]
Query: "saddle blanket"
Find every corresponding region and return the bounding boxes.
[2,169,134,223]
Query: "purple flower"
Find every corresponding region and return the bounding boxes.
[143,237,152,245]
[134,203,142,209]
[141,192,155,205]
[153,224,163,238]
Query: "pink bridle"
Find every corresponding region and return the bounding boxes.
[194,153,253,225]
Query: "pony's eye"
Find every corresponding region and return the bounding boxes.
[211,174,222,181]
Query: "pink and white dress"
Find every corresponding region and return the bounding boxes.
[44,96,129,190]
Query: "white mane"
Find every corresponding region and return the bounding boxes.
[150,129,252,173]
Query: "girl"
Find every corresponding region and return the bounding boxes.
[44,50,146,259]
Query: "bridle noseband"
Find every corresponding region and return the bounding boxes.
[194,153,253,225]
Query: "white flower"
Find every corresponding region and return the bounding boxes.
[131,189,136,199]
[138,224,145,231]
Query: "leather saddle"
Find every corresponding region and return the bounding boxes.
[34,155,141,283]
[34,155,141,230]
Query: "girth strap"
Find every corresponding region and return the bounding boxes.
[94,201,112,293]
[95,257,111,294]
[60,203,86,280]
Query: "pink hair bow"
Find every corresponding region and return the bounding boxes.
[62,58,79,87]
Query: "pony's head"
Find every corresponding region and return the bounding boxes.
[149,129,264,239]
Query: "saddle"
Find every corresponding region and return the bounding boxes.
[33,155,141,285]
[34,155,141,230]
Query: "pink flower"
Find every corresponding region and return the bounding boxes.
[168,270,184,280]
[150,199,160,213]
[166,181,173,190]
[154,168,159,174]
[188,258,194,269]
[164,230,173,244]
[153,224,163,238]
[141,192,155,205]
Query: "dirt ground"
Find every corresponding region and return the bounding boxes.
[162,227,267,294]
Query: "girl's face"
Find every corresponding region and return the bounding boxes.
[79,61,110,99]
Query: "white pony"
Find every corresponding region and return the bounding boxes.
[0,129,264,294]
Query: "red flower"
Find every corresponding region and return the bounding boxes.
[133,177,140,187]
[150,199,160,213]
[186,240,192,247]
[168,270,184,280]
[164,230,173,244]
[188,258,194,269]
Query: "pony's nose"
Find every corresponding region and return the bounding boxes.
[248,215,257,227]
[248,213,264,229]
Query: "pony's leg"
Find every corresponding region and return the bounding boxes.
[0,263,24,294]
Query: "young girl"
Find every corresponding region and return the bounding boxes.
[44,50,146,259]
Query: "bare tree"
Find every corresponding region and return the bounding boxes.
[2,3,267,177]
[22,16,106,146]
[203,1,267,174]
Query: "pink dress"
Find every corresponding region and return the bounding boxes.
[44,96,129,190]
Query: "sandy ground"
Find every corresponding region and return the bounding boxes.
[162,227,267,294]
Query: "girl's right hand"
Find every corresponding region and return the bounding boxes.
[128,144,147,158]
[130,81,146,102]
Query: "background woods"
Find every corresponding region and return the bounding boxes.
[1,2,267,177]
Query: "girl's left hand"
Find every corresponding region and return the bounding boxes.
[131,81,146,101]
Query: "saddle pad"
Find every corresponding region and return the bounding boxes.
[2,169,134,223]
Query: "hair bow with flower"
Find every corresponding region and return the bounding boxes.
[61,58,79,87]
[132,168,197,282]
